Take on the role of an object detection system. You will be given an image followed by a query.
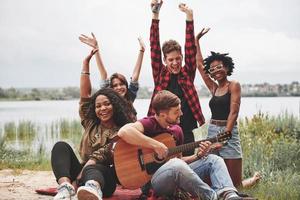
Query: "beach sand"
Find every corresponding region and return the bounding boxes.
[0,169,56,200]
[0,169,142,200]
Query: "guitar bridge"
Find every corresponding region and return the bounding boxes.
[138,149,163,175]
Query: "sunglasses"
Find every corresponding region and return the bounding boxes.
[208,64,224,74]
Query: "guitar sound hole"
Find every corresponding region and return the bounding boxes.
[145,162,164,175]
[154,153,165,162]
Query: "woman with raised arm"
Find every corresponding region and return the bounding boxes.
[79,33,146,120]
[195,29,261,188]
[51,49,134,200]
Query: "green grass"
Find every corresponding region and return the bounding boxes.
[0,119,83,170]
[194,112,300,199]
[238,112,300,200]
[0,139,50,170]
[0,113,299,199]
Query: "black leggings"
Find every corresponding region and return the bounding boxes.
[51,141,117,197]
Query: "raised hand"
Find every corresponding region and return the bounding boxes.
[84,48,98,63]
[151,0,163,14]
[138,37,146,52]
[79,32,98,49]
[196,28,210,41]
[179,3,193,20]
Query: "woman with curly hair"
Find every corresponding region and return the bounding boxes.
[51,49,134,200]
[195,29,261,188]
[79,33,146,121]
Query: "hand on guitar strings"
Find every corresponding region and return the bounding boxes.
[153,141,168,160]
[196,141,212,159]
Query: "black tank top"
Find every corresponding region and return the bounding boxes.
[209,88,231,120]
[167,74,197,131]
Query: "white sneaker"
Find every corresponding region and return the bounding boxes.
[54,182,76,200]
[77,180,103,200]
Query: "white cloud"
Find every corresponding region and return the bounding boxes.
[0,0,299,88]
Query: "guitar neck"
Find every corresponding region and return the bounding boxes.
[167,136,218,156]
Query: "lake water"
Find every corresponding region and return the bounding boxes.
[0,97,299,152]
[0,97,299,124]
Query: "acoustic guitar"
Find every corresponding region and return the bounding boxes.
[114,131,231,189]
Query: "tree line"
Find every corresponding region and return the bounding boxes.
[0,87,155,101]
[1,82,299,101]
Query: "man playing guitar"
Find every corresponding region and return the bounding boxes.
[117,90,251,200]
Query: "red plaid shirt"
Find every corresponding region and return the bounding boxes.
[147,19,205,126]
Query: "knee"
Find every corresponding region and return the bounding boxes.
[170,158,191,173]
[207,154,225,166]
[51,141,69,154]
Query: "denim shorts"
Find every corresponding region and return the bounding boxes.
[207,124,243,159]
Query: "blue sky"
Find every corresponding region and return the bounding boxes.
[0,0,299,88]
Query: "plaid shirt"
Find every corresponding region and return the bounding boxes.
[147,19,205,126]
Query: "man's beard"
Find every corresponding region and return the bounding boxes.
[165,117,180,125]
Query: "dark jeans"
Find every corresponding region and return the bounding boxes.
[51,141,117,197]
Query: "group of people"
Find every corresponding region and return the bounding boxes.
[51,1,260,200]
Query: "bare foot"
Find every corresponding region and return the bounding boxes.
[242,172,262,188]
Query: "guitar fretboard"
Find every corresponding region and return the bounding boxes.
[167,133,229,156]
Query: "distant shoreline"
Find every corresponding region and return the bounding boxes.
[1,95,300,102]
[1,82,299,100]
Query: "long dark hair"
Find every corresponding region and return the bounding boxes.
[87,88,134,126]
[109,73,132,101]
[109,73,137,120]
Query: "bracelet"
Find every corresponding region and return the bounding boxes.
[81,71,90,75]
[140,49,145,53]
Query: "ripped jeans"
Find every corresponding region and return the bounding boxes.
[151,155,236,200]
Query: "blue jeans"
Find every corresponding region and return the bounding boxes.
[208,124,242,159]
[151,156,236,200]
[190,155,237,197]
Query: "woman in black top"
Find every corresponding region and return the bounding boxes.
[195,29,261,188]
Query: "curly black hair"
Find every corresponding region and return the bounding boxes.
[203,51,235,76]
[87,88,134,127]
